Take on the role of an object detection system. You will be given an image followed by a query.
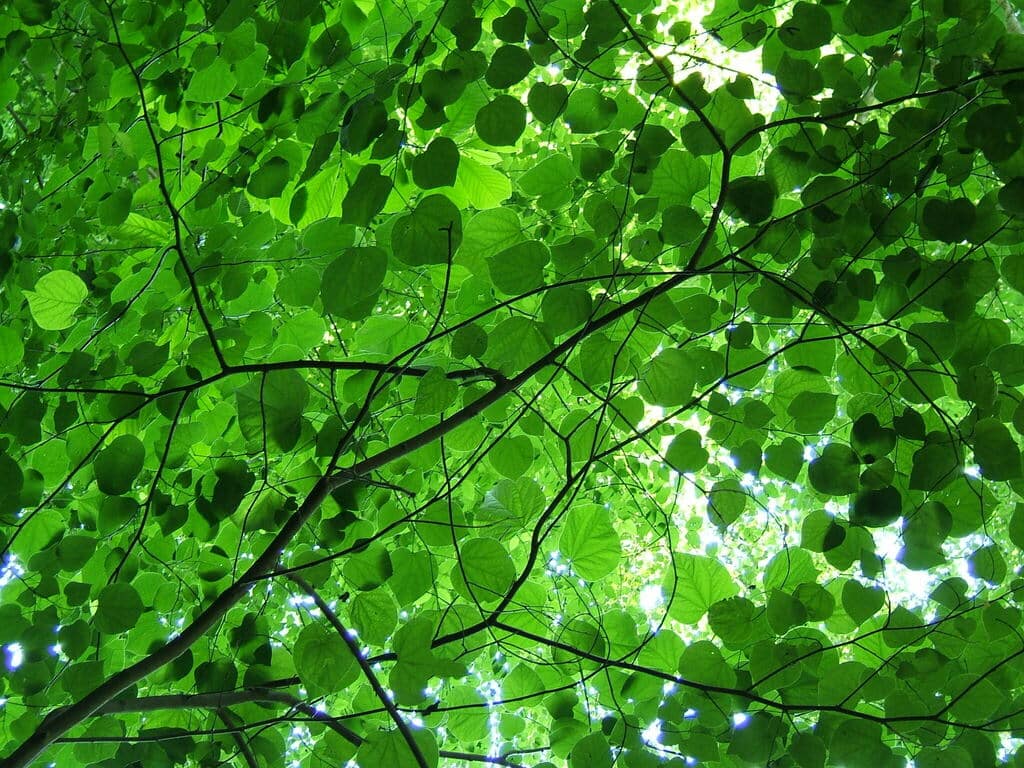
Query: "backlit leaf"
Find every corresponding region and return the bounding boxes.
[26,270,88,330]
[559,505,621,581]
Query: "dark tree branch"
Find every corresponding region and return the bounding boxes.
[286,574,429,768]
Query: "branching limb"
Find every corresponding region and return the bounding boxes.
[286,574,429,768]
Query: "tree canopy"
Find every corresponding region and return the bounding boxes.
[4,0,1024,766]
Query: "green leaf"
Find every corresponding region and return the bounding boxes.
[392,194,463,265]
[389,548,435,607]
[55,535,96,572]
[341,96,388,153]
[559,505,621,581]
[707,477,747,529]
[412,137,460,189]
[485,45,533,89]
[660,205,706,245]
[949,674,1004,724]
[649,149,709,205]
[485,316,551,375]
[909,442,962,491]
[828,720,889,768]
[94,435,145,496]
[708,596,756,645]
[493,7,527,41]
[185,59,236,103]
[475,95,527,146]
[665,430,708,474]
[414,368,458,414]
[988,343,1024,385]
[451,323,488,358]
[922,197,976,243]
[1010,505,1024,550]
[292,622,357,695]
[842,580,884,624]
[968,544,1006,585]
[0,326,25,370]
[341,164,393,226]
[765,438,804,481]
[348,591,398,646]
[97,188,132,227]
[25,270,88,330]
[850,486,902,528]
[236,369,308,452]
[972,418,1022,480]
[343,543,392,591]
[488,435,534,478]
[779,2,833,50]
[527,82,569,123]
[247,157,292,199]
[461,208,522,264]
[452,155,512,208]
[478,477,545,536]
[843,0,910,35]
[638,348,696,407]
[999,178,1024,216]
[356,730,438,768]
[195,659,237,693]
[95,583,144,634]
[727,176,776,224]
[807,443,860,496]
[390,617,467,704]
[451,538,516,603]
[767,588,807,633]
[569,733,612,768]
[763,547,817,591]
[487,240,549,295]
[564,88,617,133]
[321,246,387,320]
[776,53,824,103]
[966,105,1022,162]
[850,414,896,461]
[729,714,785,765]
[666,554,738,623]
[520,154,576,197]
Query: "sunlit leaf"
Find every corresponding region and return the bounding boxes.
[25,270,88,330]
[559,505,621,581]
[666,554,739,624]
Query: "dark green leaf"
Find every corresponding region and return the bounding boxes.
[779,2,833,50]
[476,95,527,146]
[392,194,463,265]
[485,45,533,89]
[807,443,859,496]
[247,157,292,199]
[322,246,388,320]
[973,418,1022,480]
[665,430,708,473]
[341,164,393,227]
[727,176,776,223]
[95,583,144,634]
[94,435,145,496]
[528,82,569,123]
[412,137,460,189]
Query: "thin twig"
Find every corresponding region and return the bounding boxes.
[216,709,258,768]
[286,574,429,768]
